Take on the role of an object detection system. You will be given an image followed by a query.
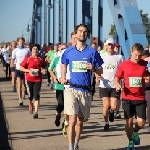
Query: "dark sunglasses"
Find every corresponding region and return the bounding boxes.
[61,48,66,50]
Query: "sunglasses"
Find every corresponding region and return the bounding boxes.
[61,48,66,50]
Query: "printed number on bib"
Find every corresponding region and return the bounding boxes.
[104,64,116,72]
[31,69,39,76]
[72,61,87,72]
[129,77,142,87]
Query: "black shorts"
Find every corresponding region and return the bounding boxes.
[10,67,16,72]
[56,90,64,106]
[122,99,147,120]
[99,88,121,99]
[16,70,24,79]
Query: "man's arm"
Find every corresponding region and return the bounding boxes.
[114,63,124,91]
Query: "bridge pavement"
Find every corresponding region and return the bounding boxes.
[0,65,150,150]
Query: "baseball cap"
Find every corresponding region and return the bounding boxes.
[106,38,115,45]
[115,42,120,47]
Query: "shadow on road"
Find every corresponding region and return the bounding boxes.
[0,93,11,150]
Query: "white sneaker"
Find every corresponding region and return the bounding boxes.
[148,126,150,132]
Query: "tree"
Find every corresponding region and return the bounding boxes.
[109,9,150,43]
[109,24,116,40]
[140,9,150,43]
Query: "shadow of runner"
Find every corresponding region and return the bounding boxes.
[0,92,11,150]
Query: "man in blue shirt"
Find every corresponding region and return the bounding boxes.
[61,24,103,150]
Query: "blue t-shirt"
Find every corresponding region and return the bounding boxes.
[61,45,103,92]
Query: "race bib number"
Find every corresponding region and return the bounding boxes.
[104,64,116,72]
[72,61,87,72]
[129,77,142,87]
[31,69,39,76]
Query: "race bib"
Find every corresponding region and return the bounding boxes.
[104,64,116,72]
[72,61,87,72]
[129,77,142,87]
[31,69,39,76]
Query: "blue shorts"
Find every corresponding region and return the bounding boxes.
[16,70,24,79]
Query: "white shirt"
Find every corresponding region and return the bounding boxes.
[12,47,31,70]
[1,48,7,54]
[56,49,70,87]
[99,53,124,88]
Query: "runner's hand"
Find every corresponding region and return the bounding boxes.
[116,83,122,92]
[145,77,150,83]
[60,77,67,84]
[29,70,34,76]
[86,63,93,70]
[41,69,46,74]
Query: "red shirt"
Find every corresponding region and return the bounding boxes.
[20,56,45,82]
[115,59,148,101]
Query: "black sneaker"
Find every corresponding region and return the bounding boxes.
[19,100,23,106]
[104,124,109,132]
[33,113,38,119]
[109,110,114,122]
[115,113,121,119]
[55,114,61,127]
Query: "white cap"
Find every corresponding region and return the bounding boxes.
[106,38,115,45]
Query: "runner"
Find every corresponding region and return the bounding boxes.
[10,41,17,92]
[20,44,46,118]
[45,44,55,88]
[60,24,103,150]
[11,37,31,106]
[3,49,11,78]
[114,43,149,150]
[49,43,67,127]
[99,38,124,131]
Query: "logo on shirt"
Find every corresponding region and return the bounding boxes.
[129,77,142,87]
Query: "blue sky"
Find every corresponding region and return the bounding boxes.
[0,0,149,43]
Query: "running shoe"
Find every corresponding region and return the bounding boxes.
[19,100,23,106]
[83,118,88,122]
[127,140,134,150]
[74,145,79,150]
[109,110,114,122]
[104,124,109,132]
[62,121,68,137]
[133,132,140,145]
[33,113,38,119]
[115,113,121,119]
[12,87,17,92]
[55,114,61,127]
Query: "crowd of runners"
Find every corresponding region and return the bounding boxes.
[0,24,150,150]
